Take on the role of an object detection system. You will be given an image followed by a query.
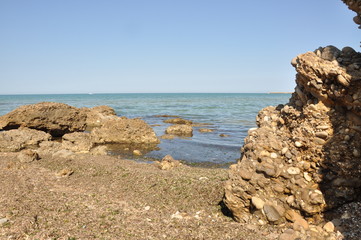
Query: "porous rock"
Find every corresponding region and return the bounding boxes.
[0,128,51,152]
[165,124,193,137]
[0,102,87,137]
[91,117,160,145]
[223,44,361,231]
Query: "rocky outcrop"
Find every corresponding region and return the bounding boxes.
[224,44,361,232]
[0,102,160,154]
[0,102,87,137]
[342,0,361,28]
[0,128,51,152]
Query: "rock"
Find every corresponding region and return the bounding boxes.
[165,124,193,137]
[263,204,283,222]
[251,197,265,210]
[90,145,108,155]
[219,134,230,137]
[62,132,94,152]
[52,149,75,159]
[293,218,309,231]
[133,150,142,156]
[0,128,51,152]
[163,118,192,125]
[198,128,214,133]
[91,118,160,145]
[0,218,8,225]
[321,45,341,61]
[287,167,300,175]
[0,102,87,137]
[161,134,175,140]
[323,221,335,233]
[17,149,40,163]
[157,155,181,170]
[56,168,74,177]
[82,105,117,128]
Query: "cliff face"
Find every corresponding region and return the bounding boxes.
[342,0,361,28]
[223,0,361,233]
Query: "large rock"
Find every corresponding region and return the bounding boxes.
[0,128,51,152]
[224,45,361,226]
[91,117,160,145]
[0,102,87,137]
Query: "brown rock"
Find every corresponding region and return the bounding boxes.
[198,128,214,133]
[157,155,182,170]
[0,102,87,137]
[17,149,40,163]
[62,132,94,152]
[91,118,160,145]
[82,105,117,127]
[165,124,193,137]
[0,128,51,152]
[163,118,192,125]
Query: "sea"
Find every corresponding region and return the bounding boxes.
[0,93,291,167]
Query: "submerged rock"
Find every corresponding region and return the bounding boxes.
[163,118,193,125]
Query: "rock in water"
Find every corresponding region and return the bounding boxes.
[165,124,193,137]
[91,118,160,145]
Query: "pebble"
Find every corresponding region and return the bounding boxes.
[144,206,151,211]
[0,218,8,225]
[263,204,282,222]
[251,197,265,210]
[315,131,328,139]
[270,153,278,159]
[304,172,312,182]
[353,149,360,157]
[133,150,142,156]
[314,137,326,145]
[295,141,302,148]
[287,167,301,175]
[323,221,335,233]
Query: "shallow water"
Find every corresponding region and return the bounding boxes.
[0,93,291,165]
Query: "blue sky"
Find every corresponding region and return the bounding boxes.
[0,0,359,94]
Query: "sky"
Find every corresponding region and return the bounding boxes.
[0,0,359,94]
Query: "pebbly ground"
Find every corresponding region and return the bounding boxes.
[0,152,284,240]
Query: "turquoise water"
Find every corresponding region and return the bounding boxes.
[0,93,291,165]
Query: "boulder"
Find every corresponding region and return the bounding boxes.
[0,128,51,152]
[165,124,193,137]
[0,102,87,137]
[91,117,160,145]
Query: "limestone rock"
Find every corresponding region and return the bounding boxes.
[0,128,51,152]
[165,124,193,137]
[0,102,87,137]
[62,132,94,152]
[91,118,160,145]
[163,118,192,125]
[17,149,40,163]
[82,105,117,128]
[157,154,182,170]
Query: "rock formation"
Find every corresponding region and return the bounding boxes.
[342,0,361,28]
[0,102,87,137]
[224,1,361,236]
[165,124,193,137]
[0,102,160,155]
